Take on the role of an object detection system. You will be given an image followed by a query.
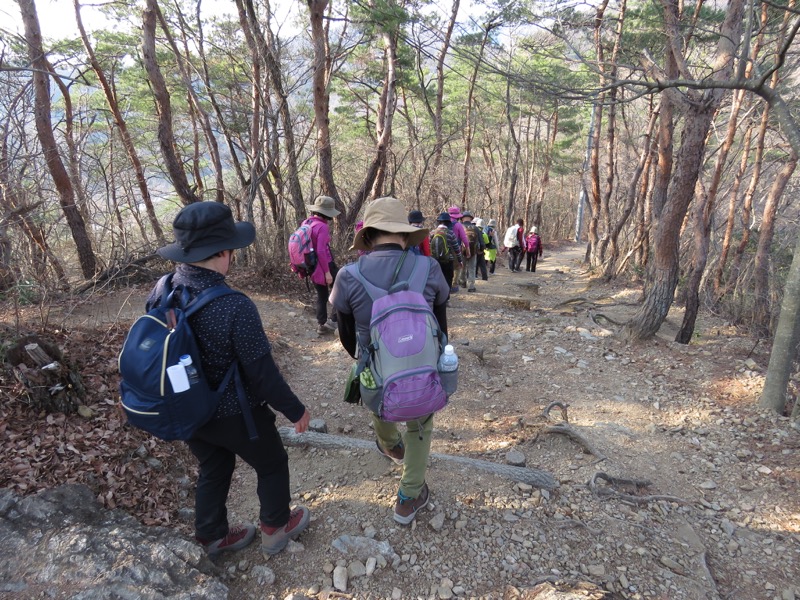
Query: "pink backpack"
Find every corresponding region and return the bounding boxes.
[526,234,540,253]
[288,219,317,278]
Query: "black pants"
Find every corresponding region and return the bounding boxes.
[314,262,339,325]
[477,253,488,280]
[526,253,539,272]
[188,405,291,539]
[438,259,455,290]
[509,247,523,271]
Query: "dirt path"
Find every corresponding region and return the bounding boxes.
[48,241,800,599]
[198,242,797,600]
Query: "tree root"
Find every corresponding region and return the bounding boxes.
[537,402,606,460]
[588,472,693,505]
[553,297,592,310]
[589,311,625,328]
[542,401,570,423]
[539,424,607,460]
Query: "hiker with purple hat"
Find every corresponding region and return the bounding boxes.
[447,205,469,292]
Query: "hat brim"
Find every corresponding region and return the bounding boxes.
[157,221,256,263]
[306,204,341,218]
[352,224,429,251]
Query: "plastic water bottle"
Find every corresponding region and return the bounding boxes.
[179,355,200,387]
[438,344,458,395]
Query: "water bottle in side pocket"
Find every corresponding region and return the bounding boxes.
[438,344,458,395]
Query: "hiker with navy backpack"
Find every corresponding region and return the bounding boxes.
[303,195,340,335]
[145,202,311,558]
[330,197,451,525]
[407,209,431,256]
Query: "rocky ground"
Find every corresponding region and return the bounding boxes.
[2,241,799,600]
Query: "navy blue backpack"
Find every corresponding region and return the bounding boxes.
[118,274,257,441]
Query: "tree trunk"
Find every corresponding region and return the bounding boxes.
[141,0,201,205]
[426,0,459,206]
[752,154,797,332]
[241,0,305,220]
[73,0,165,245]
[676,85,748,343]
[462,22,494,209]
[162,2,226,203]
[627,0,743,340]
[603,106,658,280]
[307,0,341,209]
[17,0,97,279]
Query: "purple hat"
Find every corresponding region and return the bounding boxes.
[447,205,463,219]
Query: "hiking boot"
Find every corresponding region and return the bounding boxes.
[376,439,405,465]
[450,286,460,293]
[394,483,430,525]
[197,523,256,557]
[467,287,476,292]
[317,323,333,335]
[260,506,311,555]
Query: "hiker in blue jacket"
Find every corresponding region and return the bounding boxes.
[330,197,450,525]
[152,202,311,557]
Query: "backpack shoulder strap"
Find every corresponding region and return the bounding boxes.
[354,262,388,302]
[184,286,243,317]
[407,256,430,294]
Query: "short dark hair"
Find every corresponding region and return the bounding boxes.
[516,218,524,226]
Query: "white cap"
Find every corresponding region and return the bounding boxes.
[179,355,193,366]
[444,344,455,354]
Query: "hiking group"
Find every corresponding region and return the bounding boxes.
[118,196,542,561]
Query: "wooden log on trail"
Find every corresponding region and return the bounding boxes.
[278,427,559,490]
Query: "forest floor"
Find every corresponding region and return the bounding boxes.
[2,240,799,600]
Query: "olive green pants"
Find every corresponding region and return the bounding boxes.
[372,413,433,499]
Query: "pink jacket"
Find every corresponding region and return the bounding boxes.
[306,215,333,285]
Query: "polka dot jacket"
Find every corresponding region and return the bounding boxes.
[146,263,305,423]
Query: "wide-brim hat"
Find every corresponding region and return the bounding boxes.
[158,202,255,263]
[462,210,474,219]
[488,219,497,227]
[306,195,341,218]
[436,212,452,223]
[530,226,538,233]
[447,205,463,219]
[352,197,429,251]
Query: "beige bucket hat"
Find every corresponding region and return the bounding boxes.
[352,197,429,251]
[306,195,341,218]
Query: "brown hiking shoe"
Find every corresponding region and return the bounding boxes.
[393,483,429,525]
[376,439,404,465]
[260,505,310,555]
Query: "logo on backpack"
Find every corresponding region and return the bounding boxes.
[118,275,256,441]
[352,255,449,422]
[288,220,318,278]
[430,230,450,262]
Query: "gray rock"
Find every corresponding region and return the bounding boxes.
[252,565,276,585]
[0,485,227,599]
[429,512,446,531]
[506,450,526,467]
[332,535,394,560]
[309,419,328,433]
[333,565,348,592]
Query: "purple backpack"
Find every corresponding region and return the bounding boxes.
[353,254,448,422]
